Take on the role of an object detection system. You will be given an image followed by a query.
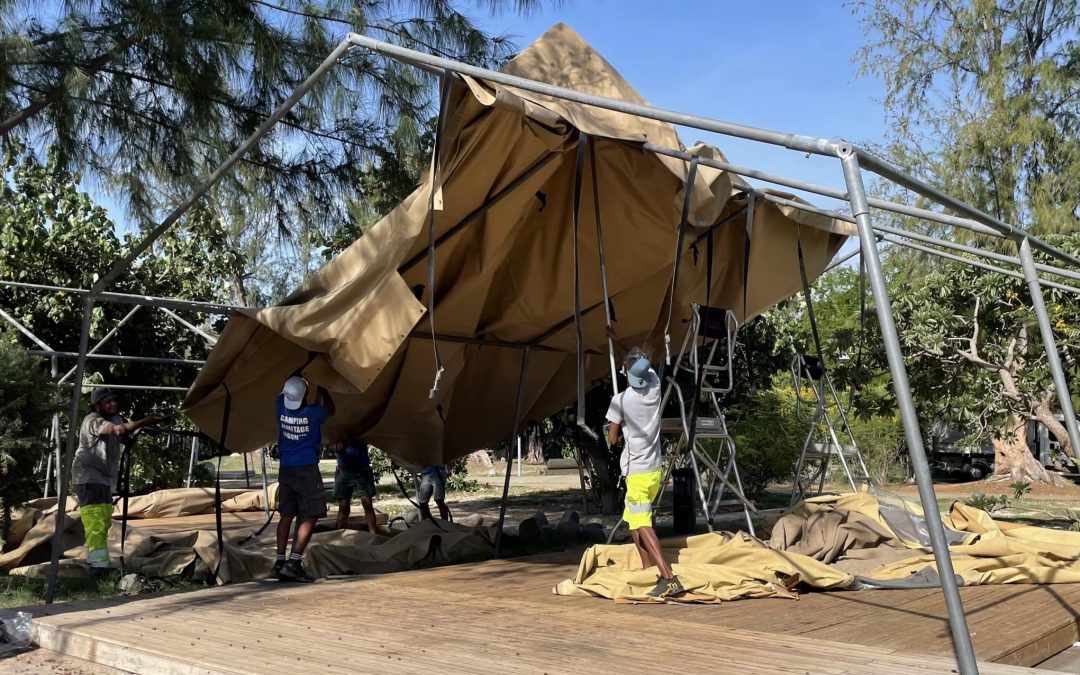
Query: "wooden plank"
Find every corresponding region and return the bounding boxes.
[28,550,1080,675]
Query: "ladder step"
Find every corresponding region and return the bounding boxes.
[661,417,728,435]
[808,443,860,457]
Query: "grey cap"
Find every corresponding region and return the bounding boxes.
[90,386,114,406]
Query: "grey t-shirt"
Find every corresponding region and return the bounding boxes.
[73,412,123,487]
[605,369,662,476]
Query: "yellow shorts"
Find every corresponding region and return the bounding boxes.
[623,468,662,530]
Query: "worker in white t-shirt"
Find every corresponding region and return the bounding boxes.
[605,328,685,599]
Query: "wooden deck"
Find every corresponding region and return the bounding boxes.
[30,549,1080,674]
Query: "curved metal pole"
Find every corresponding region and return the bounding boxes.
[838,146,978,675]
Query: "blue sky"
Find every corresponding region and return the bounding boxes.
[478,1,886,204]
[88,1,886,254]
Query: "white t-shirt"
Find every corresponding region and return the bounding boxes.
[605,368,662,476]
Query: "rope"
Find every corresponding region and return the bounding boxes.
[426,77,453,399]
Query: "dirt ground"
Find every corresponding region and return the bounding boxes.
[890,476,1080,500]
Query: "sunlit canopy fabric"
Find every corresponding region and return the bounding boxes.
[183,23,848,467]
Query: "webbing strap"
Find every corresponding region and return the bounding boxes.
[212,383,232,584]
[118,439,133,572]
[848,253,868,410]
[706,228,714,308]
[589,140,618,392]
[742,194,757,394]
[796,226,825,360]
[571,134,589,429]
[426,77,453,398]
[664,155,700,363]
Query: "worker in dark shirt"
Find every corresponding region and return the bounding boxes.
[334,433,379,534]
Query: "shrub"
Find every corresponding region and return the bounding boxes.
[723,389,806,500]
[0,333,57,540]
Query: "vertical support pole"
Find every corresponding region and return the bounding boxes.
[1018,237,1080,456]
[260,447,271,521]
[494,347,531,558]
[516,435,522,477]
[46,295,95,604]
[186,437,199,488]
[839,146,977,675]
[45,356,59,498]
[243,452,252,488]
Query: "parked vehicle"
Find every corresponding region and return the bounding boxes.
[928,416,1075,481]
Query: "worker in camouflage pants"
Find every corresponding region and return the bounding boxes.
[73,387,162,573]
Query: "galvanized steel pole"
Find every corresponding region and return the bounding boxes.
[838,146,978,675]
[1017,238,1080,457]
[494,347,531,558]
[45,295,94,604]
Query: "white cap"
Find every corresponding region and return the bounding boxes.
[281,376,307,410]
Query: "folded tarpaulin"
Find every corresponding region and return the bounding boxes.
[182,23,849,468]
[556,491,1080,603]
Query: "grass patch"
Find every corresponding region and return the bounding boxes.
[0,571,201,609]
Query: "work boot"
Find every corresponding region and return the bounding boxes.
[278,558,314,583]
[647,575,686,599]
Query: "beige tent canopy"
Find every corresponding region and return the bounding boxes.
[182,24,848,468]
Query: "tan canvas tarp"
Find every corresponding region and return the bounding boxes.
[555,491,1080,603]
[4,487,492,582]
[182,23,848,466]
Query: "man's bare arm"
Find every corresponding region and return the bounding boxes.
[606,421,621,448]
[318,386,336,418]
[99,413,164,437]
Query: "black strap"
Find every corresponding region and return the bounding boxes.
[571,134,589,429]
[664,156,700,362]
[212,383,232,584]
[796,226,824,360]
[118,439,134,572]
[426,77,453,398]
[847,253,868,411]
[742,194,757,395]
[705,228,714,311]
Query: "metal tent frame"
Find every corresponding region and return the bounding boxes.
[19,31,1080,674]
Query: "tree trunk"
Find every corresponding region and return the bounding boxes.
[993,415,1059,484]
[1033,394,1075,460]
[524,428,543,464]
[229,272,248,308]
[574,428,621,515]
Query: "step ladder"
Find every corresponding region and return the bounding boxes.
[606,305,756,545]
[790,353,871,504]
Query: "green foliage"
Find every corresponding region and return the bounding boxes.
[888,233,1080,451]
[0,0,554,299]
[446,456,480,493]
[0,331,58,539]
[964,492,1010,513]
[724,389,805,500]
[0,143,245,494]
[849,412,908,484]
[369,446,392,484]
[853,0,1080,235]
[1010,480,1032,500]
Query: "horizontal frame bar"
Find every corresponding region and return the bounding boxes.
[28,350,206,366]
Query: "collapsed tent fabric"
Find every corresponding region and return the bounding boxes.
[3,486,492,582]
[182,23,848,467]
[555,490,1080,603]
